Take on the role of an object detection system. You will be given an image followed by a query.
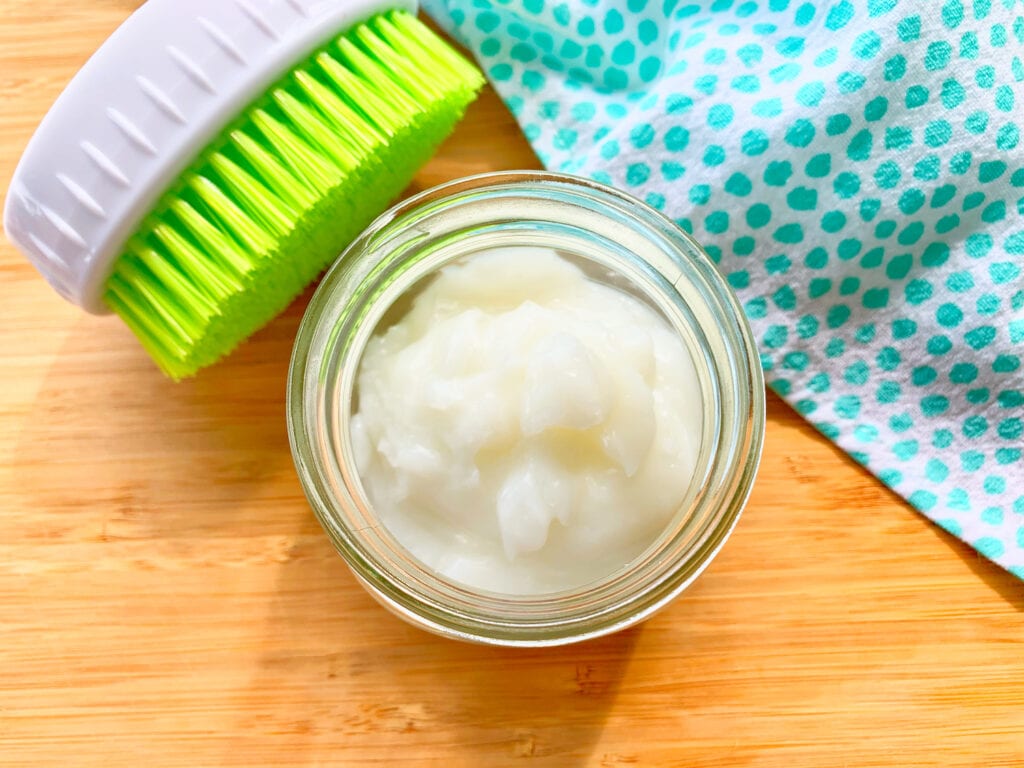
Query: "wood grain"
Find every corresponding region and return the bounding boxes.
[1,4,1022,766]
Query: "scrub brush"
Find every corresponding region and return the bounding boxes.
[5,0,483,379]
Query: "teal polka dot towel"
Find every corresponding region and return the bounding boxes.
[424,0,1024,578]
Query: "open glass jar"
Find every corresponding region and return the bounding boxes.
[287,171,764,646]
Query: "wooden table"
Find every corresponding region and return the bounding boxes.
[2,3,1022,766]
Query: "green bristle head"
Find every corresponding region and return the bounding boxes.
[103,10,484,379]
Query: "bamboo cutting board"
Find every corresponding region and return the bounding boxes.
[1,3,1022,766]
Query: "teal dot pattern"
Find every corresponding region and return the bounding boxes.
[426,0,1024,579]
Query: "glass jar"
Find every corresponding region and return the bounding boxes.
[287,171,764,647]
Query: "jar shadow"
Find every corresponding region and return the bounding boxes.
[395,626,642,765]
[224,509,641,766]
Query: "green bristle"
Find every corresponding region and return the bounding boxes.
[103,10,484,379]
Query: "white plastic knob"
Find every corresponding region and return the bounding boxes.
[4,0,416,314]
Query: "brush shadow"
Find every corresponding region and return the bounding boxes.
[10,288,313,540]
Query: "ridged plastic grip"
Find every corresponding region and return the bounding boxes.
[4,0,416,313]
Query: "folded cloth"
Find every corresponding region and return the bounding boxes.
[424,0,1024,578]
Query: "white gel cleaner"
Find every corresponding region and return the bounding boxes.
[350,246,703,594]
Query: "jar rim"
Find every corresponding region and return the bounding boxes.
[287,171,765,646]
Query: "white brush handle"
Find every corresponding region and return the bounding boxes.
[5,0,416,313]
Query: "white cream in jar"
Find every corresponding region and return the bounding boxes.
[350,246,703,595]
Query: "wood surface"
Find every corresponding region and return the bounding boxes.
[1,3,1022,766]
